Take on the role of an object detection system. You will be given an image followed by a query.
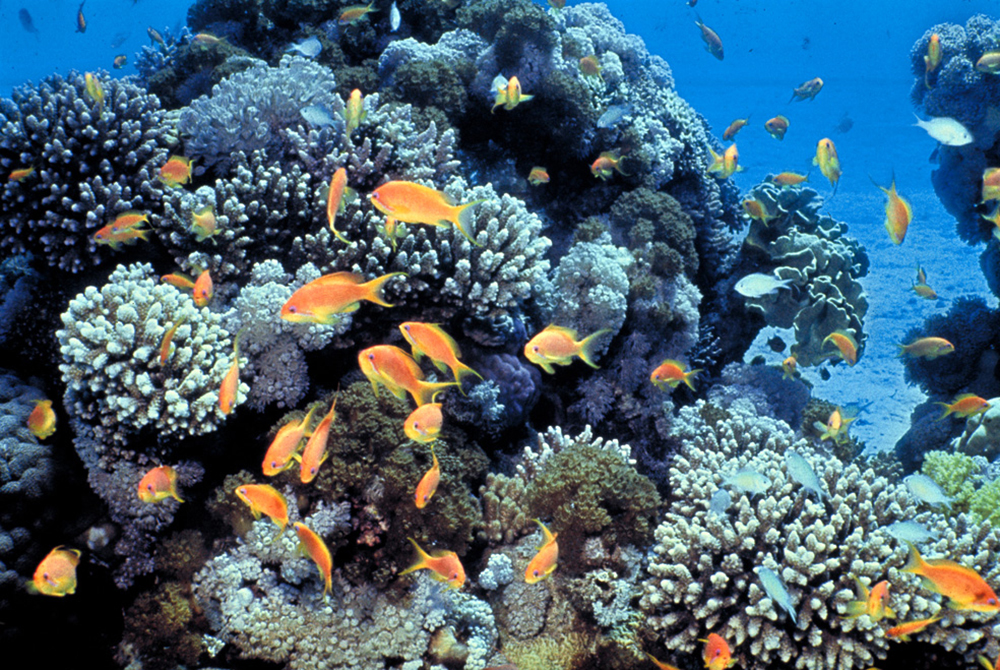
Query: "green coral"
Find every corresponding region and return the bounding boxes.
[387,59,470,122]
[969,479,1000,526]
[457,0,556,71]
[610,187,698,280]
[523,444,660,574]
[118,581,204,670]
[921,449,978,513]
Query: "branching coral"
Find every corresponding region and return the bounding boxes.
[0,71,172,272]
[640,399,1000,669]
[738,181,869,367]
[57,263,245,445]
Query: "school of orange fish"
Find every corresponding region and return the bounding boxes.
[14,6,1000,670]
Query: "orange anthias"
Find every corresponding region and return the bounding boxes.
[645,653,681,670]
[873,176,912,245]
[399,322,482,388]
[822,330,858,366]
[294,522,333,596]
[886,615,941,642]
[404,402,443,444]
[281,271,403,325]
[218,331,243,415]
[369,181,484,245]
[650,359,701,392]
[524,325,611,374]
[358,345,458,406]
[702,633,735,670]
[326,167,351,244]
[814,138,841,195]
[159,155,194,188]
[524,519,558,584]
[842,577,895,622]
[137,465,184,503]
[902,541,1000,613]
[722,117,749,141]
[192,270,214,307]
[936,394,991,420]
[31,546,82,597]
[399,537,465,589]
[262,404,319,476]
[414,446,440,509]
[159,318,186,366]
[234,483,289,532]
[300,399,337,484]
[27,399,56,440]
[772,171,808,187]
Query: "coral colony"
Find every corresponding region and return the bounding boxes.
[2,3,1000,670]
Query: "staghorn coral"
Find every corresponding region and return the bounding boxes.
[640,399,1000,669]
[57,262,245,445]
[0,71,172,273]
[738,181,869,368]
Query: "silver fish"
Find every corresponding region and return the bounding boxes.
[755,566,797,624]
[734,273,793,298]
[300,105,336,127]
[597,104,632,129]
[709,488,731,516]
[913,114,973,147]
[723,467,771,497]
[785,451,826,500]
[287,36,322,58]
[904,473,953,510]
[390,1,401,32]
[885,520,939,544]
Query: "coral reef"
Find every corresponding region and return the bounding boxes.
[0,71,172,272]
[738,181,869,367]
[57,263,245,445]
[951,398,1000,460]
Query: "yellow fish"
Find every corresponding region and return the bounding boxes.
[85,72,104,111]
[491,75,533,113]
[137,465,184,503]
[191,205,219,243]
[345,89,367,136]
[30,546,81,597]
[872,175,912,245]
[524,519,558,584]
[370,181,484,245]
[814,138,841,195]
[414,445,441,509]
[822,330,857,365]
[924,34,941,88]
[897,337,954,359]
[524,325,611,374]
[27,399,56,440]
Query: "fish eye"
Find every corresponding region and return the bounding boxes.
[533,346,539,352]
[270,461,278,469]
[533,570,540,577]
[413,422,420,429]
[451,572,458,580]
[403,325,410,331]
[95,233,103,239]
[368,353,375,361]
[147,484,154,491]
[990,598,997,605]
[288,306,297,313]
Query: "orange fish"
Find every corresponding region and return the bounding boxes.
[814,138,841,195]
[897,337,954,359]
[902,541,1000,613]
[742,198,776,225]
[161,273,195,290]
[399,537,466,588]
[159,155,194,188]
[765,114,789,140]
[414,446,441,509]
[912,265,938,300]
[723,117,750,141]
[27,399,56,440]
[817,407,855,442]
[369,181,484,245]
[645,653,682,670]
[707,144,739,178]
[579,55,602,78]
[924,34,941,88]
[404,402,443,444]
[524,519,558,584]
[234,483,289,532]
[104,211,149,234]
[695,14,724,60]
[92,217,150,250]
[872,175,912,245]
[326,167,352,243]
[983,204,1000,240]
[701,633,735,670]
[399,322,482,388]
[782,355,797,380]
[842,577,895,622]
[191,205,218,243]
[378,215,406,251]
[983,168,1000,203]
[345,89,367,136]
[262,404,319,476]
[113,55,128,69]
[790,77,824,102]
[772,171,808,187]
[137,465,184,503]
[491,75,534,113]
[218,331,242,415]
[193,270,214,307]
[886,616,941,642]
[822,330,857,366]
[8,167,34,181]
[339,3,376,24]
[358,345,458,407]
[294,522,333,596]
[528,166,550,185]
[300,399,336,484]
[935,394,991,420]
[979,651,1000,670]
[591,151,629,180]
[30,546,81,597]
[650,359,701,391]
[525,325,611,374]
[281,271,403,325]
[193,32,224,45]
[75,2,87,33]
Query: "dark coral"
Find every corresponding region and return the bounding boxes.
[610,186,698,279]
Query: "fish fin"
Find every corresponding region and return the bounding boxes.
[840,600,866,618]
[454,199,486,246]
[412,381,458,407]
[684,369,703,391]
[362,271,405,308]
[399,537,430,576]
[933,402,953,421]
[577,329,613,369]
[901,541,927,574]
[453,361,484,388]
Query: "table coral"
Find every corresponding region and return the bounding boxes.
[0,71,171,273]
[738,181,869,367]
[57,262,245,445]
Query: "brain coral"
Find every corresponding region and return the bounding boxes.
[639,398,1000,669]
[0,71,171,272]
[57,262,245,445]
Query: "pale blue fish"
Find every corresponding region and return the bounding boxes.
[734,273,793,298]
[390,1,401,32]
[886,520,939,544]
[904,474,953,510]
[300,105,337,127]
[723,467,771,497]
[755,566,797,624]
[785,451,826,500]
[597,104,633,129]
[709,488,731,516]
[287,36,322,58]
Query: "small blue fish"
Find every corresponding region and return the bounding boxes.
[300,105,337,128]
[785,451,826,500]
[597,104,632,129]
[886,520,939,544]
[755,566,797,624]
[709,488,731,516]
[904,474,953,510]
[287,36,322,58]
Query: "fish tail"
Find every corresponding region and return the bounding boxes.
[684,369,702,391]
[363,272,406,308]
[577,329,613,369]
[901,541,926,574]
[412,380,458,407]
[453,199,486,246]
[452,361,484,389]
[840,600,866,619]
[933,402,953,421]
[399,537,430,575]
